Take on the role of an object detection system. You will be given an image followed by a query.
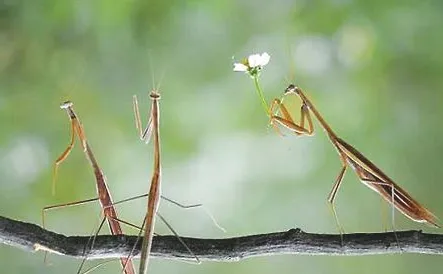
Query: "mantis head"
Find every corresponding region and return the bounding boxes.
[284,84,301,96]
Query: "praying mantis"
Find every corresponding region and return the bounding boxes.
[269,84,440,229]
[234,52,439,229]
[132,89,162,274]
[45,101,137,274]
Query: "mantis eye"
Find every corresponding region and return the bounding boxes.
[284,84,296,94]
[60,101,73,109]
[149,91,161,100]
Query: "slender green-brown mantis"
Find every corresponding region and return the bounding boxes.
[269,84,440,229]
[132,88,210,272]
[131,83,231,272]
[234,52,439,229]
[132,89,161,274]
[45,101,137,274]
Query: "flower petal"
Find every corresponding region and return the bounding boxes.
[259,52,270,66]
[248,53,261,67]
[233,63,248,72]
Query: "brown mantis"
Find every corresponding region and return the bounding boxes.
[130,82,232,272]
[132,90,163,274]
[44,101,137,274]
[268,84,439,229]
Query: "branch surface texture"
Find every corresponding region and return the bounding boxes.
[1,215,442,262]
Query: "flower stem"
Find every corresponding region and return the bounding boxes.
[253,76,269,116]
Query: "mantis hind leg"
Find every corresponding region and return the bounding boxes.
[380,196,388,232]
[101,193,226,233]
[157,213,201,264]
[42,197,98,265]
[327,164,347,244]
[76,216,107,274]
[326,151,348,244]
[360,179,402,250]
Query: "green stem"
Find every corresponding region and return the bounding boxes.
[253,76,269,116]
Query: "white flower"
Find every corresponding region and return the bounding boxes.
[233,52,270,78]
[248,52,270,68]
[233,62,248,72]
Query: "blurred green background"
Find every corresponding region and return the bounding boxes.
[1,0,442,273]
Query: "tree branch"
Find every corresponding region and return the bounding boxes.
[1,215,442,262]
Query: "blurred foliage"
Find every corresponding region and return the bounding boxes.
[1,0,443,273]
